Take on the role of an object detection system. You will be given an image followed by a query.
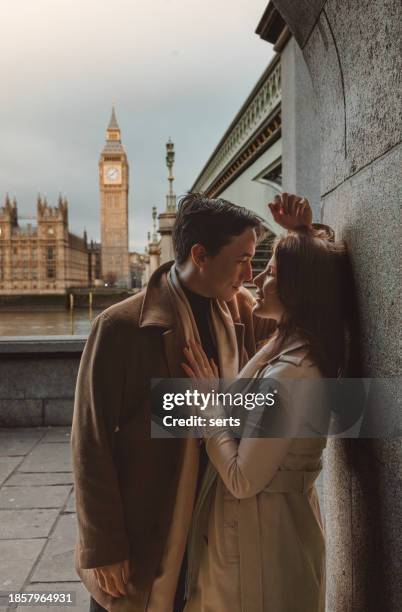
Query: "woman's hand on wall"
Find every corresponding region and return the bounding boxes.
[268,192,313,231]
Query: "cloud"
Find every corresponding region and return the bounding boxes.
[0,0,273,250]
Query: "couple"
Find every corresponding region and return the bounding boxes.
[72,192,346,612]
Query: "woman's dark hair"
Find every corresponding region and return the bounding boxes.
[273,229,355,377]
[172,192,263,265]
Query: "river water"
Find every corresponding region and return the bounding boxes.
[0,310,102,337]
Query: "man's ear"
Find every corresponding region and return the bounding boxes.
[191,243,208,269]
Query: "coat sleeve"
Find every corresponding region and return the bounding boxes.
[205,361,314,499]
[71,312,130,569]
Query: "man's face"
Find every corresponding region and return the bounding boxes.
[199,227,257,301]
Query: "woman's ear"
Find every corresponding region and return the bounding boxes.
[191,243,208,269]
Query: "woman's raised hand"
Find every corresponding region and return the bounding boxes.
[268,192,313,231]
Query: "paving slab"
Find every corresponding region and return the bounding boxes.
[0,429,44,457]
[0,457,22,486]
[0,486,71,510]
[17,582,89,612]
[40,428,71,444]
[64,489,76,513]
[0,539,45,591]
[18,444,71,473]
[0,509,59,539]
[6,472,74,487]
[31,514,77,583]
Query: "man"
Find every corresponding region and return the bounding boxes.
[72,192,313,612]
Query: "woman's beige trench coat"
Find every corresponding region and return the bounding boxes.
[185,338,327,612]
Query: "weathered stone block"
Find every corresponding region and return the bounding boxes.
[325,439,353,612]
[44,399,74,426]
[303,11,348,195]
[273,0,327,48]
[281,38,321,219]
[0,357,79,400]
[321,144,401,376]
[325,0,401,173]
[0,399,43,428]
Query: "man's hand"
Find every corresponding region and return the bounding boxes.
[268,192,313,231]
[94,559,130,598]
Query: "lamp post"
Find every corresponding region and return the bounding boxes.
[165,139,176,213]
[158,139,178,264]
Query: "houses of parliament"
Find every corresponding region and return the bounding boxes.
[0,108,172,295]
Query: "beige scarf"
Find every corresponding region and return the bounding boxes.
[167,264,239,379]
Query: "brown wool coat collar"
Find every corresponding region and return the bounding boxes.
[139,260,176,328]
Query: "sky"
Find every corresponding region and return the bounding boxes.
[1,0,274,251]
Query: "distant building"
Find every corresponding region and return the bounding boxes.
[99,107,130,287]
[129,251,148,289]
[88,240,102,286]
[0,194,89,294]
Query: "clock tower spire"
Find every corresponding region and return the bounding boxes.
[99,106,130,287]
[106,105,121,141]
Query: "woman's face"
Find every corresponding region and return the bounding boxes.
[252,253,285,321]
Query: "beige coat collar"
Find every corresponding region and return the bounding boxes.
[270,336,310,366]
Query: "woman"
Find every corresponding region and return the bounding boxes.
[182,225,348,612]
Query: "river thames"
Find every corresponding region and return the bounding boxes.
[0,310,101,336]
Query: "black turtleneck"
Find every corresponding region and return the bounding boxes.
[181,284,219,367]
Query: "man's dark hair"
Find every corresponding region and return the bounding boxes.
[172,192,263,265]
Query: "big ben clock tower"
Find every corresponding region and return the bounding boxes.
[99,106,130,287]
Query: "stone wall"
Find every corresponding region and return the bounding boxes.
[0,337,85,427]
[270,1,401,610]
[281,36,321,219]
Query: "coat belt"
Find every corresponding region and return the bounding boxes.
[238,469,321,612]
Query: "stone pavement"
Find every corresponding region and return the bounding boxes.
[0,426,326,612]
[0,427,89,611]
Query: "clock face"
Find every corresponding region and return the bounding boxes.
[105,166,120,182]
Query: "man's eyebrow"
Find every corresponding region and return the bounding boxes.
[238,251,254,258]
